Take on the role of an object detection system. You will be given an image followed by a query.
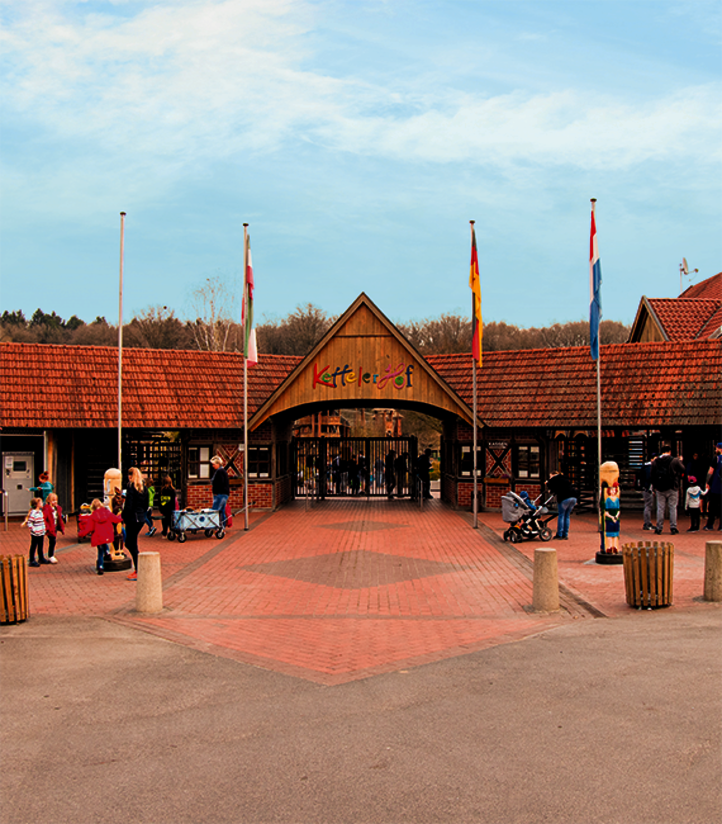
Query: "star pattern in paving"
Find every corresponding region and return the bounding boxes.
[241,549,464,588]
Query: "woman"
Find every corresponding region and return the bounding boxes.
[210,456,230,528]
[547,469,578,540]
[123,467,149,580]
[158,475,176,538]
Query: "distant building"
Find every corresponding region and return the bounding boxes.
[628,272,721,343]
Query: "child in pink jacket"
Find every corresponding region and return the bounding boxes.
[43,493,65,564]
[88,499,122,575]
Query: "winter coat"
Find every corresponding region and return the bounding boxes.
[43,503,65,537]
[89,506,123,547]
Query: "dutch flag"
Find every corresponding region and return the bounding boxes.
[589,201,602,361]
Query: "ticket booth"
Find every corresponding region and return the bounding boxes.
[2,452,35,515]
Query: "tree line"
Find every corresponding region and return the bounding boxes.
[0,304,630,355]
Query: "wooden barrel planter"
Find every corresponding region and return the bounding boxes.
[622,541,674,609]
[1,555,29,624]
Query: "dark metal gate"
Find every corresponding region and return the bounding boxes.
[292,437,418,498]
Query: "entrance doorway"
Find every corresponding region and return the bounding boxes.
[292,437,419,499]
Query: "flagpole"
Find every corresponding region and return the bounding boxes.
[118,211,125,473]
[243,222,250,531]
[471,220,478,530]
[591,199,602,505]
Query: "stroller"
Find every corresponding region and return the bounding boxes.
[501,491,554,543]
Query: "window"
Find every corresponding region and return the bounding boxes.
[459,445,484,477]
[515,445,540,479]
[248,446,271,478]
[188,446,211,479]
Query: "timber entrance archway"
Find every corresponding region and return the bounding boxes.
[249,293,478,510]
[292,436,419,499]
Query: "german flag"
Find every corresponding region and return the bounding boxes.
[469,223,482,366]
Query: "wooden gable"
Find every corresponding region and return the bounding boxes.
[250,294,478,429]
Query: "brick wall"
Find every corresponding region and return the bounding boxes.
[186,482,274,511]
[275,475,294,507]
[484,483,506,510]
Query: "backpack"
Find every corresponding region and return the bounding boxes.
[652,456,675,492]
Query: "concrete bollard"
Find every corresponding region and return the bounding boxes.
[703,541,722,602]
[533,547,560,613]
[136,551,163,614]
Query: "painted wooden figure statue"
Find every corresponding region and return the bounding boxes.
[600,460,621,554]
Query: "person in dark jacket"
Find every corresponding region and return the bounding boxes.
[652,444,685,535]
[210,456,230,528]
[704,443,722,531]
[547,470,578,540]
[123,466,149,580]
[158,475,177,538]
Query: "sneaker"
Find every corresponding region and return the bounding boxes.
[97,567,104,575]
[703,526,714,531]
[49,556,58,564]
[40,558,51,564]
[654,528,662,535]
[148,527,157,537]
[643,525,653,531]
[670,527,679,535]
[127,571,137,581]
[29,561,40,567]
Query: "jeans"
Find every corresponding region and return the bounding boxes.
[655,488,679,530]
[124,519,142,569]
[642,489,654,528]
[556,497,577,538]
[96,543,110,570]
[212,494,229,527]
[705,492,721,529]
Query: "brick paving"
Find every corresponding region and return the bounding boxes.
[0,499,715,685]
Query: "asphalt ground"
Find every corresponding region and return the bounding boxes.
[1,498,720,823]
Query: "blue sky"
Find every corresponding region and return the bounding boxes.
[1,0,720,331]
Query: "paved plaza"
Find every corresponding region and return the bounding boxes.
[1,498,720,823]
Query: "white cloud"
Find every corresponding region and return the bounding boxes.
[2,0,720,187]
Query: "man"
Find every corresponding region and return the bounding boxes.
[417,449,433,500]
[635,455,656,531]
[703,443,722,531]
[210,456,230,528]
[651,444,685,535]
[385,449,396,500]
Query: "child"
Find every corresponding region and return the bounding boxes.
[30,471,54,504]
[22,497,47,567]
[43,493,65,564]
[158,475,176,538]
[143,480,157,537]
[88,498,122,575]
[685,476,702,533]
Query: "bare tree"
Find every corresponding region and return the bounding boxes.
[256,304,335,355]
[188,276,240,352]
[125,305,193,350]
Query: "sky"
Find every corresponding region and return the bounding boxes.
[1,0,721,332]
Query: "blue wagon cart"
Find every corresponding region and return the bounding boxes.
[167,508,225,543]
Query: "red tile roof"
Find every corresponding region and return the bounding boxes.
[646,298,721,341]
[0,344,301,429]
[680,272,722,301]
[2,340,719,431]
[427,340,722,428]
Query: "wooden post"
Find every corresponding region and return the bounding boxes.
[704,541,722,602]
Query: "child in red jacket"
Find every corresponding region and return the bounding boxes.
[43,493,65,564]
[88,499,122,575]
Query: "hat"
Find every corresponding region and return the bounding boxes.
[688,476,697,484]
[716,442,722,449]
